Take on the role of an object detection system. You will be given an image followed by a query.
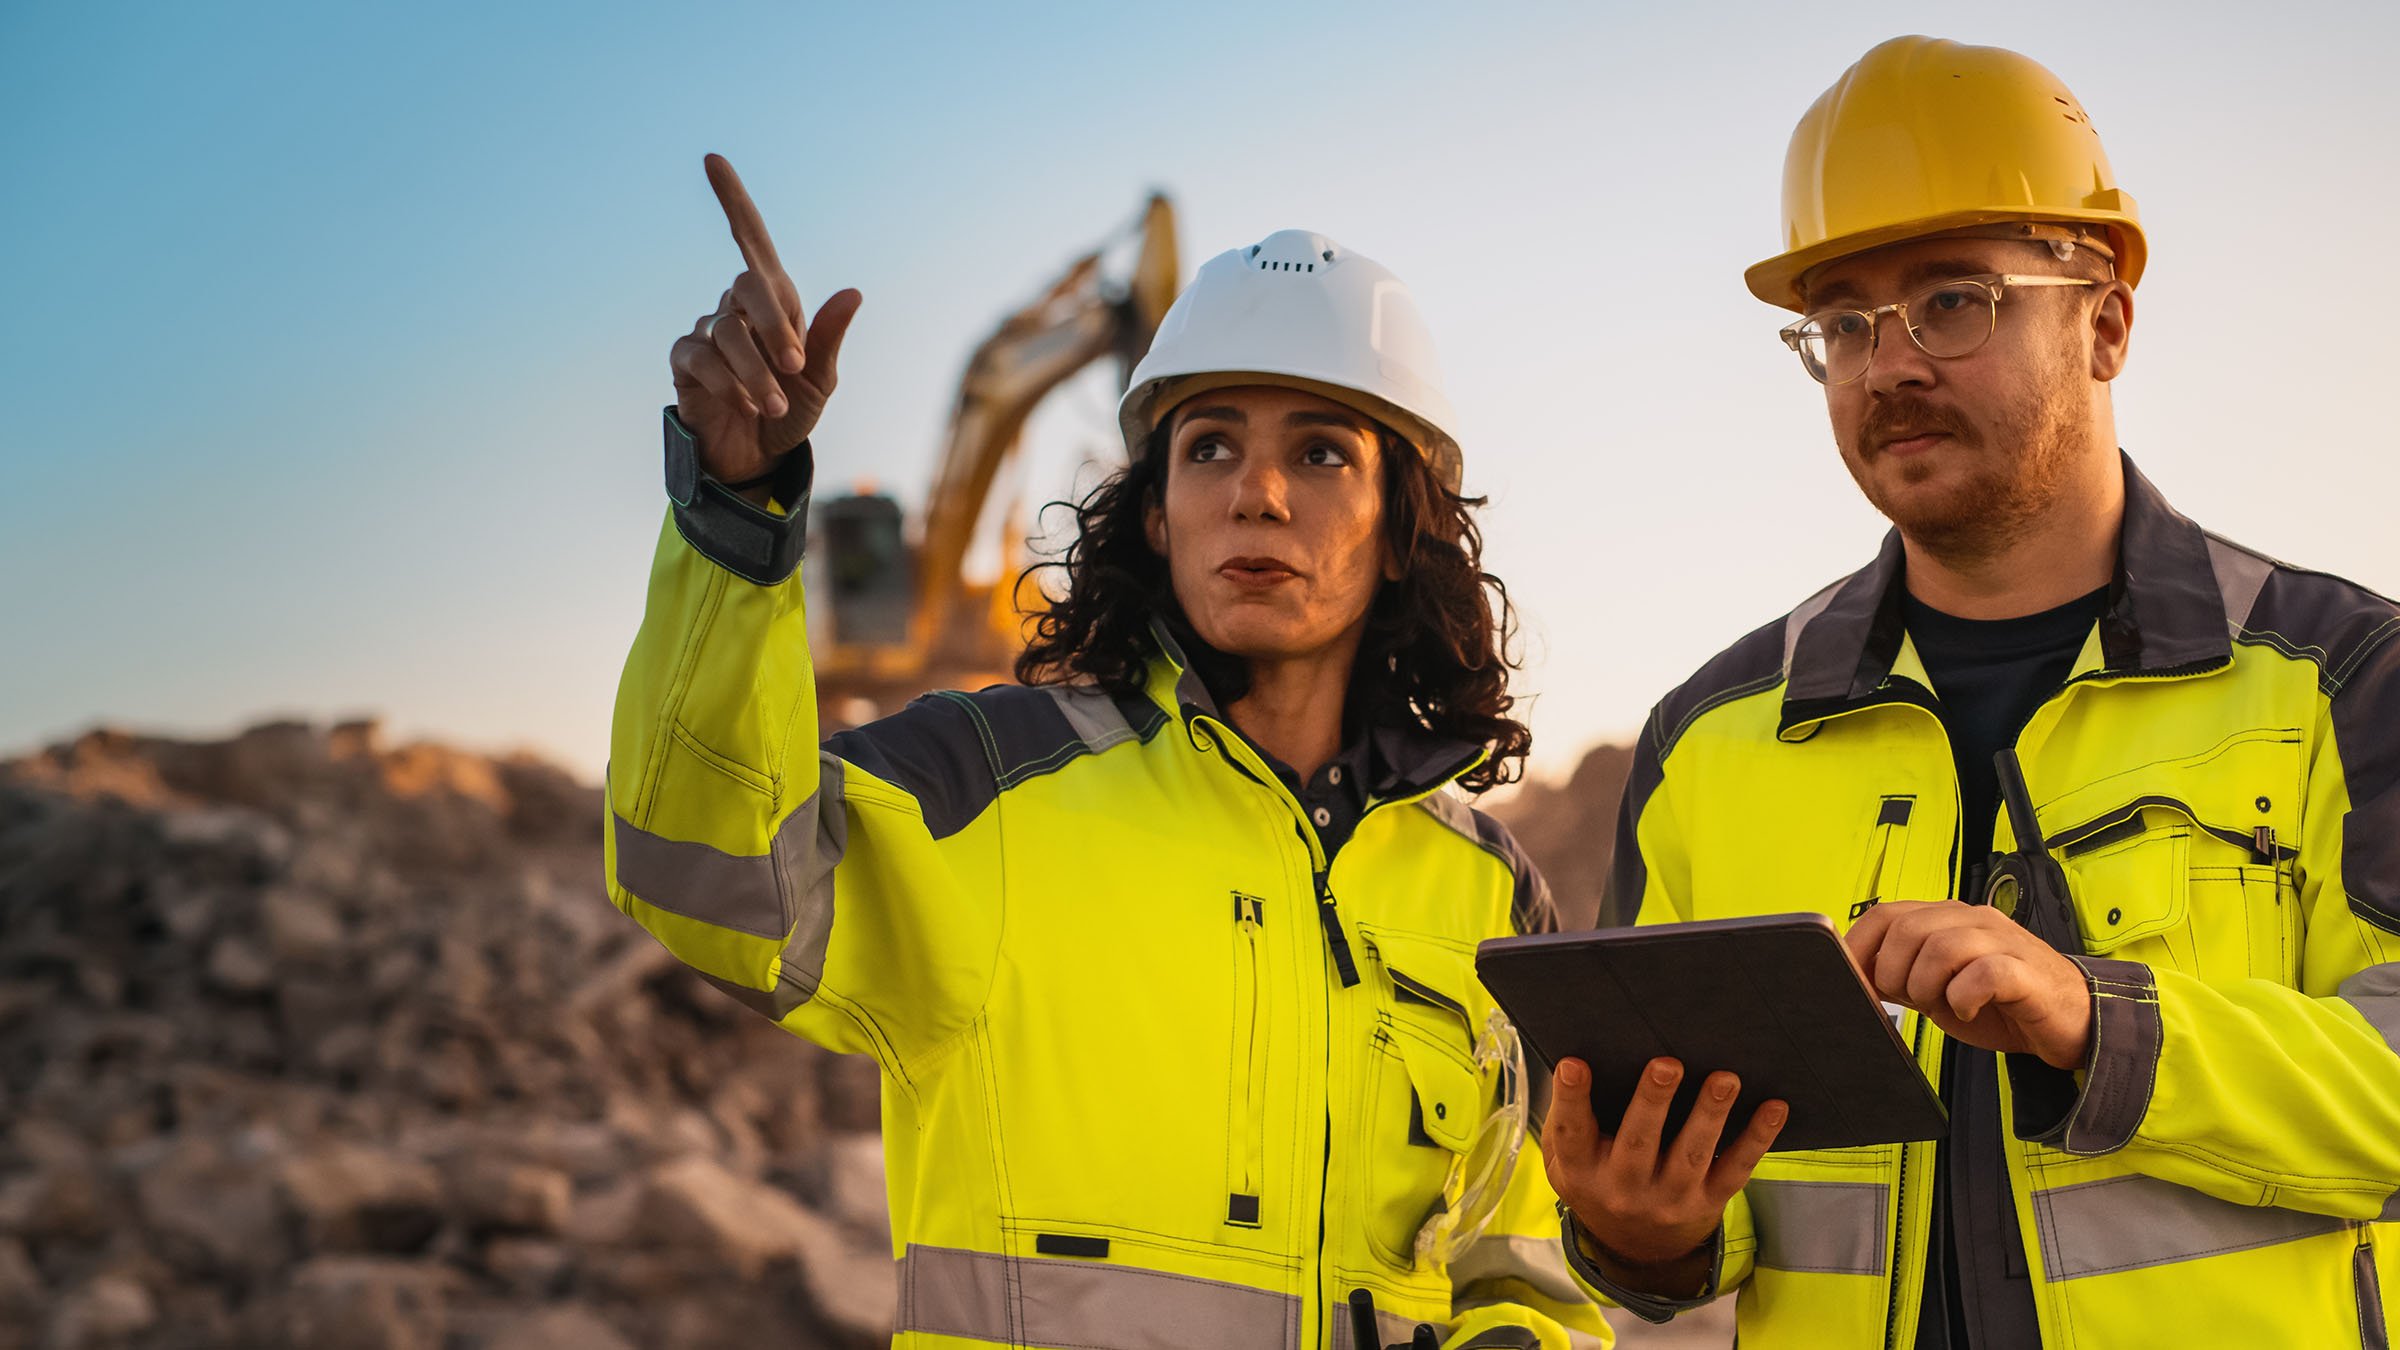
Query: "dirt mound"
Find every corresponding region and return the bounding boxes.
[0,721,888,1350]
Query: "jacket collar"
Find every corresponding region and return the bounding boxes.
[1782,452,2230,728]
[1142,613,1484,798]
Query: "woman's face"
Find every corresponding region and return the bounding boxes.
[1144,384,1397,668]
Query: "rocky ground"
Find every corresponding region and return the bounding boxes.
[0,722,891,1349]
[0,719,1705,1350]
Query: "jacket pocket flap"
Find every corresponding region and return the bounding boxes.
[2062,816,2190,952]
[1386,1022,1479,1153]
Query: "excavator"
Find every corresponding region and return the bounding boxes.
[807,194,1180,725]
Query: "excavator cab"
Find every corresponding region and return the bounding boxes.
[815,491,912,648]
[808,193,1180,720]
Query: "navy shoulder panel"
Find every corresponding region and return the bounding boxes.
[824,694,1000,840]
[2228,545,2400,700]
[2231,548,2400,936]
[829,683,1168,840]
[1602,606,1799,930]
[1416,794,1559,936]
[1650,614,1790,763]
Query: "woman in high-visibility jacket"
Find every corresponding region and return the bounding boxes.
[604,155,1609,1350]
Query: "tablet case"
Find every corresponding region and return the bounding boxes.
[1476,913,1947,1152]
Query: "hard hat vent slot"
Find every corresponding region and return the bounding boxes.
[1254,260,1316,273]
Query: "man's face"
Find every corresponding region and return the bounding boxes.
[1144,384,1394,666]
[1799,236,2117,557]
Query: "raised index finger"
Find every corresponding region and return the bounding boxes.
[704,153,787,281]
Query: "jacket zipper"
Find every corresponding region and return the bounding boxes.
[1226,892,1269,1227]
[2360,1224,2390,1350]
[1848,795,1915,920]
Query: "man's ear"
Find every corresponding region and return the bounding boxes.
[2090,281,2134,382]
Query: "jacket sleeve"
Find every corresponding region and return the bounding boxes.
[1444,825,1613,1348]
[2006,636,2400,1219]
[604,497,1003,1081]
[1568,708,1756,1321]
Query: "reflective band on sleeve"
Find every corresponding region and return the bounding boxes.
[896,1244,1301,1349]
[2031,1173,2348,1281]
[1751,1179,1889,1275]
[611,755,847,962]
[2339,965,2400,1053]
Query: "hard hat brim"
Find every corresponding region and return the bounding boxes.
[1121,370,1464,494]
[1746,204,2148,311]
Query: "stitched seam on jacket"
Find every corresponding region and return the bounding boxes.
[1660,672,1784,761]
[637,561,730,826]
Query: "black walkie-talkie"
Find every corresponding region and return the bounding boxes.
[1987,749,2082,956]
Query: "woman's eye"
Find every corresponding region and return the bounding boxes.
[1188,436,1230,462]
[1302,442,1351,467]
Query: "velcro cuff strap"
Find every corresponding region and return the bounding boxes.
[662,406,814,585]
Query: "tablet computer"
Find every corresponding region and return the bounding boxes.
[1475,913,1946,1153]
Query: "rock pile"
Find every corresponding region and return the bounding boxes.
[0,721,892,1350]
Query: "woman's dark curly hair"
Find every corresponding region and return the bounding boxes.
[1015,421,1531,793]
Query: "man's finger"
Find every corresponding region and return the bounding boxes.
[1660,1071,1741,1186]
[705,153,788,284]
[1704,1099,1789,1206]
[1946,951,2040,1025]
[1869,906,1946,1002]
[1543,1059,1601,1169]
[1606,1057,1683,1183]
[1843,901,1897,971]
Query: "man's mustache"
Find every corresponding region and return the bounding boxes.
[1859,397,1977,454]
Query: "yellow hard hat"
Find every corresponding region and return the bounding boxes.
[1746,36,2146,311]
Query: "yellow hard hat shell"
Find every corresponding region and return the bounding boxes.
[1746,36,2146,311]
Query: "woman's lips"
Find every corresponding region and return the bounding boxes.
[1218,557,1299,589]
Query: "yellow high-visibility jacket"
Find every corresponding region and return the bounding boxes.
[604,497,1609,1350]
[1578,457,2400,1348]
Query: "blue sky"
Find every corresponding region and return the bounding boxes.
[5,0,2396,782]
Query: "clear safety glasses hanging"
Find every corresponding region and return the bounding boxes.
[1413,1007,1530,1267]
[1778,273,2099,385]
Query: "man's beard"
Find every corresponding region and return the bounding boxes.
[1842,379,2085,566]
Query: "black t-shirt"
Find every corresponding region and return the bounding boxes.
[1901,584,2106,1350]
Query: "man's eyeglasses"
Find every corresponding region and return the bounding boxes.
[1779,274,2101,385]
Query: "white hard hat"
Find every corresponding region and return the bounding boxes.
[1119,229,1463,491]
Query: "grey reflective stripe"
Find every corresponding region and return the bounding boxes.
[1751,1179,1888,1275]
[1782,577,1846,676]
[896,1244,1300,1349]
[2339,965,2400,1052]
[2031,1173,2348,1281]
[611,755,846,942]
[2207,535,2276,635]
[2382,1192,2400,1223]
[1046,684,1138,755]
[1448,1232,1582,1308]
[1327,1303,1422,1350]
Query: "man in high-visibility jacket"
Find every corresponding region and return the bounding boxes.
[605,156,1608,1349]
[1542,36,2400,1349]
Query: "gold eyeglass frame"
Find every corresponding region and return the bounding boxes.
[1778,274,2102,385]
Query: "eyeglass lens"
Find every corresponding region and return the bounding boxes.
[1795,280,1999,384]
